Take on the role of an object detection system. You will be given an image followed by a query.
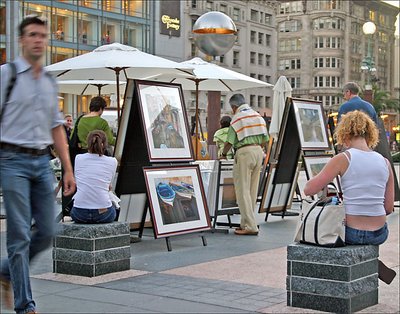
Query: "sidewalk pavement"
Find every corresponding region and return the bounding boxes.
[0,202,399,313]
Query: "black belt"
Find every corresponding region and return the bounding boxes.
[0,142,49,156]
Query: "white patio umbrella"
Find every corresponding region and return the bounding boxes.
[45,43,194,120]
[151,57,273,156]
[269,76,292,139]
[57,80,126,96]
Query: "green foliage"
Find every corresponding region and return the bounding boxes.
[362,85,400,114]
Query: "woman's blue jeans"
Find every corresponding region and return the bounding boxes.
[0,150,56,314]
[345,223,388,245]
[71,205,116,223]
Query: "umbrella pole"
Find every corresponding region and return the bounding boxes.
[195,80,199,160]
[115,69,121,125]
[97,85,101,96]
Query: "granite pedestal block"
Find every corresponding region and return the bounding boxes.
[287,243,379,313]
[53,222,131,277]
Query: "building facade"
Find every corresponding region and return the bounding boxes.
[154,0,277,127]
[0,0,152,115]
[276,0,399,113]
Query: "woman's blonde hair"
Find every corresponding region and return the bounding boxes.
[334,110,379,148]
[87,130,108,156]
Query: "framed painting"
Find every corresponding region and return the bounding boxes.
[143,165,211,238]
[303,155,341,198]
[292,99,330,150]
[216,161,238,213]
[135,80,194,162]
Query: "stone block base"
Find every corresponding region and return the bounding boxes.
[53,222,131,277]
[287,243,379,313]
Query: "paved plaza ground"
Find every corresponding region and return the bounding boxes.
[0,193,399,314]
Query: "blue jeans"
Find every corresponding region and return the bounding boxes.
[71,205,116,223]
[345,223,388,245]
[0,150,56,314]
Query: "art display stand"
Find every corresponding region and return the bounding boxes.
[260,98,331,221]
[114,80,211,251]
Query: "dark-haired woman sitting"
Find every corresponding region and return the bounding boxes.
[71,130,118,223]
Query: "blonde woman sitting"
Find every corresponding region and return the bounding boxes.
[304,110,394,245]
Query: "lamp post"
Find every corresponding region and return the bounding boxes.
[361,21,376,103]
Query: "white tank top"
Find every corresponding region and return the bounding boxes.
[341,148,388,216]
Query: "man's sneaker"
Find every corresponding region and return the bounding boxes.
[0,276,13,309]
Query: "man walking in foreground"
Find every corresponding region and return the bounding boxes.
[220,94,269,235]
[0,15,75,314]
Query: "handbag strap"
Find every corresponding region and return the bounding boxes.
[71,114,84,142]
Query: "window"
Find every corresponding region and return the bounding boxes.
[288,77,300,88]
[265,34,271,47]
[250,73,256,78]
[191,43,197,57]
[233,51,239,66]
[313,17,344,30]
[191,0,197,8]
[351,23,361,35]
[250,9,258,22]
[206,1,213,11]
[279,1,303,14]
[258,74,263,81]
[258,53,263,65]
[279,58,301,70]
[250,52,256,64]
[250,30,256,44]
[379,31,388,43]
[219,3,227,14]
[265,97,271,107]
[279,20,301,32]
[250,95,256,106]
[264,14,272,25]
[258,32,263,45]
[258,96,263,108]
[265,55,271,67]
[369,10,376,22]
[233,7,240,21]
[279,39,301,52]
[265,76,271,83]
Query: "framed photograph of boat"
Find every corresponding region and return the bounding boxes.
[143,165,211,238]
[135,80,194,162]
[292,99,330,150]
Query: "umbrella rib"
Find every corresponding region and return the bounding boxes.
[57,70,71,77]
[218,79,233,92]
[81,84,89,95]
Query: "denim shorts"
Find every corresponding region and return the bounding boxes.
[345,223,388,245]
[71,205,116,224]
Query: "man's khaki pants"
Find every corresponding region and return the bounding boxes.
[233,145,263,232]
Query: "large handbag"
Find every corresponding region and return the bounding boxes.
[294,191,346,247]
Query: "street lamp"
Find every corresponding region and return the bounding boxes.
[361,22,377,92]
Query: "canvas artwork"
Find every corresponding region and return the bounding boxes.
[303,155,341,197]
[143,165,211,238]
[292,100,330,150]
[136,80,193,162]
